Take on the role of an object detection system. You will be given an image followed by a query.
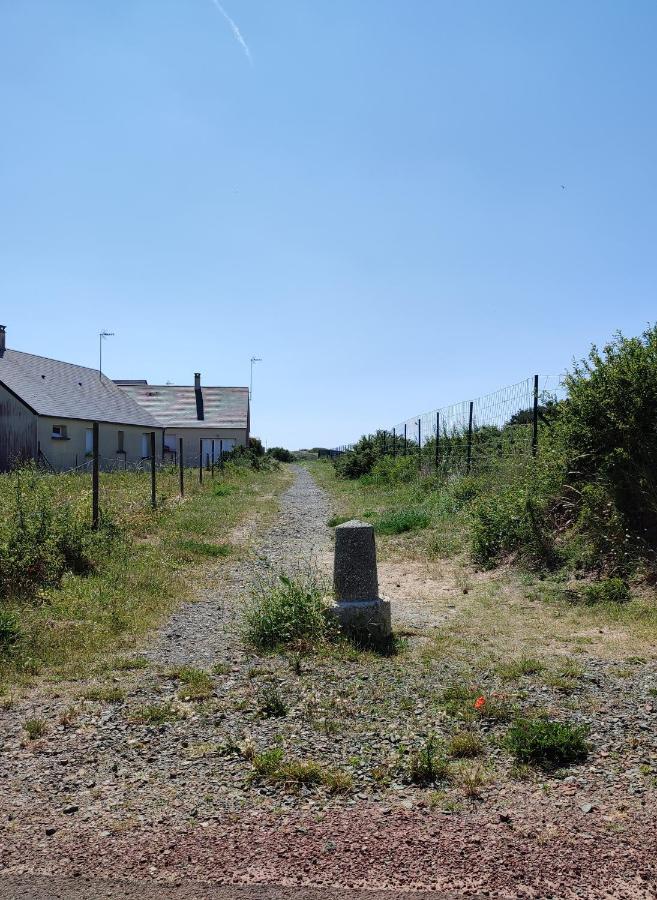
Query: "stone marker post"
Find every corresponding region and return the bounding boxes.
[331,520,391,642]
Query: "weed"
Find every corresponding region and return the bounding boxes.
[58,705,80,729]
[454,762,489,800]
[211,662,230,675]
[375,507,430,535]
[327,515,351,528]
[498,657,545,681]
[504,718,589,769]
[407,735,450,786]
[80,685,125,703]
[242,570,333,651]
[259,686,288,718]
[582,578,630,604]
[251,748,352,793]
[0,609,21,656]
[177,540,232,559]
[131,701,183,724]
[114,656,149,671]
[211,483,233,497]
[448,729,484,758]
[24,718,47,740]
[171,667,214,701]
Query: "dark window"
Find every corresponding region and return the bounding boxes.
[117,430,125,453]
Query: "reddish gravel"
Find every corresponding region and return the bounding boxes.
[2,803,656,899]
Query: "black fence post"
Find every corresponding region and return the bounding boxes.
[403,424,407,456]
[466,401,474,475]
[392,428,396,457]
[92,422,99,529]
[150,431,157,509]
[435,411,440,472]
[179,437,184,496]
[199,440,203,483]
[417,419,422,471]
[219,439,224,470]
[532,374,539,457]
[211,439,215,477]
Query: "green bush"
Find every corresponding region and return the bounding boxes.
[375,507,430,535]
[0,609,21,655]
[560,327,657,558]
[242,571,333,651]
[470,484,556,569]
[407,735,450,785]
[259,685,288,718]
[268,447,294,463]
[504,718,589,769]
[582,577,630,604]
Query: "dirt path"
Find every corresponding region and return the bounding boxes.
[1,466,657,898]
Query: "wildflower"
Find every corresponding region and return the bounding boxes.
[474,696,486,710]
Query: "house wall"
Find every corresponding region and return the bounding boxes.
[0,384,38,472]
[37,417,164,472]
[163,427,248,467]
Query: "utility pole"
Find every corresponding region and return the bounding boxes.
[99,331,115,380]
[250,356,262,402]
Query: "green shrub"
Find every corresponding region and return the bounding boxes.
[582,577,630,605]
[470,485,556,569]
[504,718,589,769]
[23,718,47,740]
[258,685,288,718]
[375,507,430,535]
[0,609,21,655]
[251,748,352,793]
[242,571,333,651]
[407,734,450,785]
[327,515,351,528]
[447,729,484,758]
[268,447,294,463]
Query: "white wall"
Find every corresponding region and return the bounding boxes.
[163,428,248,467]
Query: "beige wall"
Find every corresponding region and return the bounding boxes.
[37,417,164,472]
[163,428,248,467]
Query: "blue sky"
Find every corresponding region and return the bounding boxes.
[1,1,656,448]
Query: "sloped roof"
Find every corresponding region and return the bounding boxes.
[0,349,162,428]
[116,383,249,430]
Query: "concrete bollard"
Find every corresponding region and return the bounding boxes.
[330,520,391,643]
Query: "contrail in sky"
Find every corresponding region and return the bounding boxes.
[209,0,253,64]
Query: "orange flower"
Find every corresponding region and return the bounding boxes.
[474,696,486,710]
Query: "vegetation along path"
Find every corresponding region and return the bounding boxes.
[1,464,657,898]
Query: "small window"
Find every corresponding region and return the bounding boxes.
[52,424,68,440]
[141,434,149,458]
[117,430,125,453]
[85,428,94,455]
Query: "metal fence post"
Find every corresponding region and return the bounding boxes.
[417,419,422,471]
[219,439,224,470]
[403,424,407,456]
[150,431,157,509]
[435,411,439,472]
[466,401,474,475]
[179,437,184,496]
[199,439,203,483]
[92,422,99,529]
[532,374,539,457]
[392,428,396,457]
[211,439,215,477]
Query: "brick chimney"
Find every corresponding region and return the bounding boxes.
[0,325,5,357]
[194,372,204,420]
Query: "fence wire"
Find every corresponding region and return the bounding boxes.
[332,374,566,476]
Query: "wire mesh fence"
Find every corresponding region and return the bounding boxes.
[332,374,566,477]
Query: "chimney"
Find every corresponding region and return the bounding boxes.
[0,325,5,357]
[194,372,204,421]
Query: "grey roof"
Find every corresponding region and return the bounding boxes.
[0,349,162,428]
[116,383,249,430]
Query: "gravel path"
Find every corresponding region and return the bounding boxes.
[142,466,332,669]
[1,466,657,897]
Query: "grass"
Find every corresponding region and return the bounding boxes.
[407,735,450,785]
[448,729,485,758]
[130,701,184,725]
[80,685,126,703]
[504,718,589,769]
[242,570,333,651]
[170,666,214,701]
[497,656,545,681]
[0,463,289,687]
[251,748,352,794]
[113,656,149,671]
[258,685,288,718]
[23,718,47,740]
[375,507,431,535]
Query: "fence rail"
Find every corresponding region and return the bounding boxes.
[331,374,566,476]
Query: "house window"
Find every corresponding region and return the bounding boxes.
[141,434,149,458]
[117,430,125,453]
[51,424,68,440]
[85,428,94,455]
